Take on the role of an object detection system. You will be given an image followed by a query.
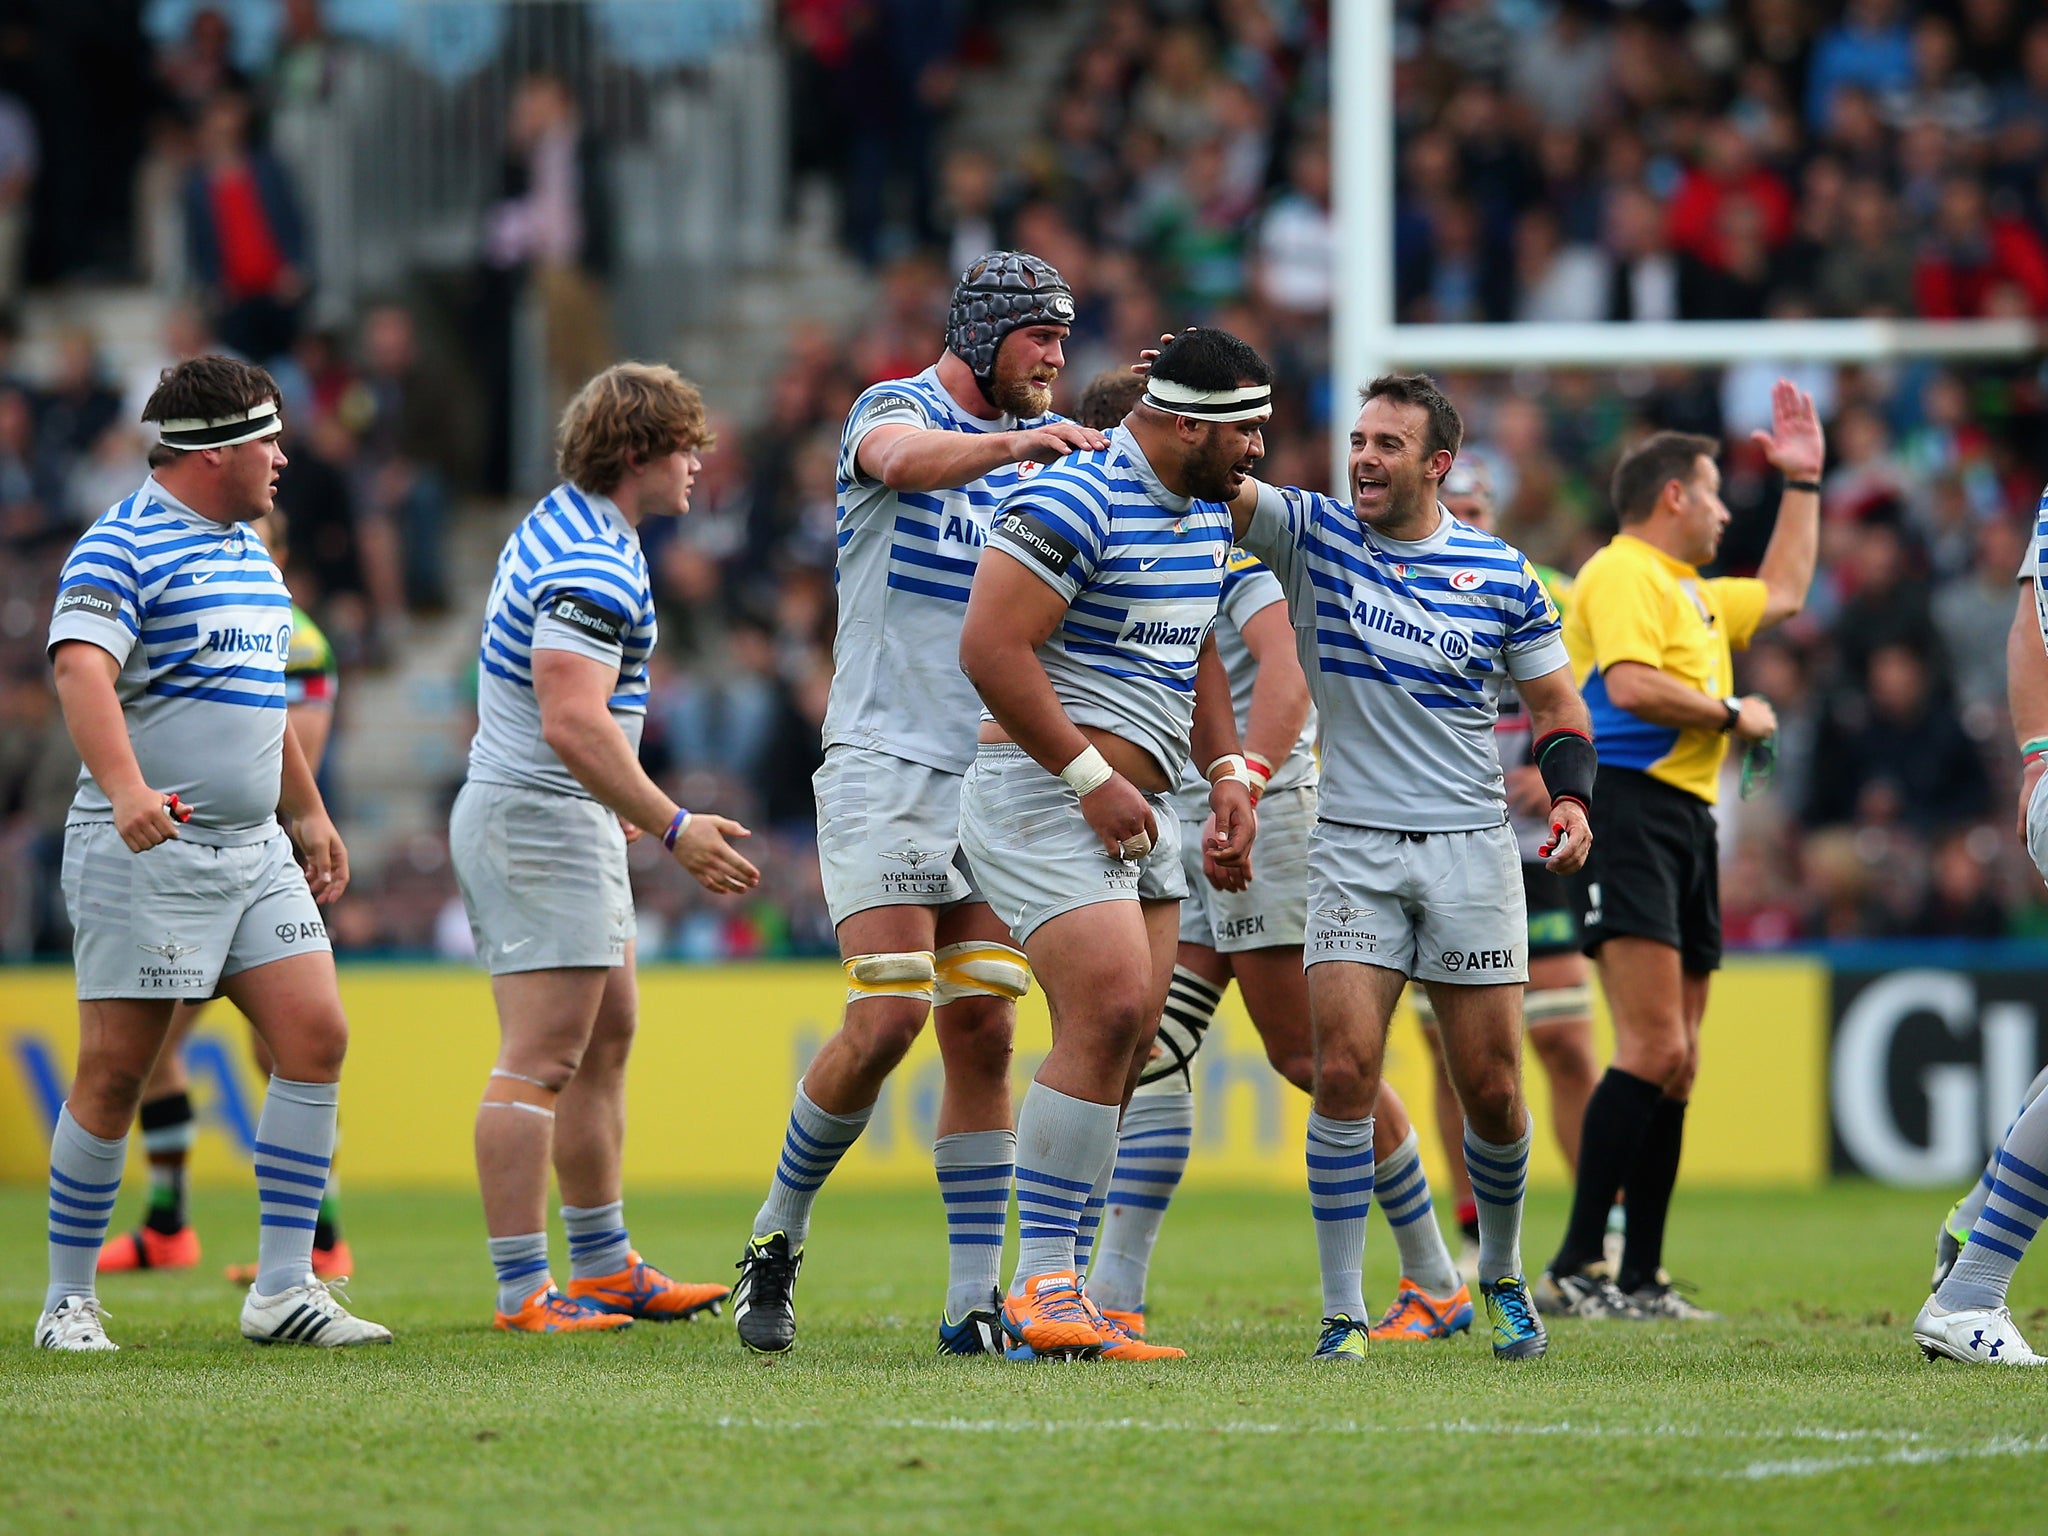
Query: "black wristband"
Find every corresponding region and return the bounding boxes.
[1533,728,1596,808]
[1784,478,1821,494]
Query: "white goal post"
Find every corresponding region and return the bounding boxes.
[1328,0,2043,491]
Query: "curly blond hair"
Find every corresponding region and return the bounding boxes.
[556,362,715,495]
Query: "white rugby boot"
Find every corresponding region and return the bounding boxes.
[241,1274,393,1347]
[1913,1296,2044,1366]
[35,1295,117,1351]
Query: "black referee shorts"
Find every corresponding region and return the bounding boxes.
[1522,860,1581,959]
[1569,765,1721,974]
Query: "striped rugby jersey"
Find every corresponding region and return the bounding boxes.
[466,483,654,800]
[821,364,1060,776]
[2030,483,2048,657]
[1169,549,1317,817]
[47,478,291,843]
[986,424,1233,782]
[1241,482,1570,832]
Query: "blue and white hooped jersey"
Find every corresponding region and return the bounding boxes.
[48,478,291,842]
[985,424,1233,782]
[2031,482,2048,656]
[821,364,1060,777]
[466,483,656,800]
[1241,482,1570,832]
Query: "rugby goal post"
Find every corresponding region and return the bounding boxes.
[1329,0,2042,493]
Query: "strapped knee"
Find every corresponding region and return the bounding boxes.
[482,1068,558,1120]
[1136,967,1219,1094]
[1526,984,1592,1029]
[842,950,938,1006]
[931,941,1031,1007]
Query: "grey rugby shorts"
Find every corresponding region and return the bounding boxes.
[813,743,980,926]
[1178,782,1314,952]
[1304,818,1528,984]
[959,742,1185,944]
[63,822,328,1001]
[450,779,634,974]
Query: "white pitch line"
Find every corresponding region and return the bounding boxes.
[1731,1435,2048,1482]
[710,1416,1936,1445]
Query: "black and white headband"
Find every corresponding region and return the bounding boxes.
[155,399,283,450]
[1141,378,1273,422]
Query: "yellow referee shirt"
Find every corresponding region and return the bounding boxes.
[1563,533,1767,805]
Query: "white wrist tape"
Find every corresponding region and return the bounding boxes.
[1061,745,1114,796]
[1206,753,1254,790]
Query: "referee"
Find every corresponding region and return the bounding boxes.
[1540,380,1823,1322]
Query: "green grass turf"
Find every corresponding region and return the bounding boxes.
[1,1182,2043,1535]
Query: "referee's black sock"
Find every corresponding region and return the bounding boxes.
[1550,1067,1662,1276]
[1615,1097,1687,1294]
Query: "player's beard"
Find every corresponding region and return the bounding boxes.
[1184,427,1249,503]
[990,360,1056,419]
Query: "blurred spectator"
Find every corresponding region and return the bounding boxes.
[353,304,459,614]
[1807,0,1916,129]
[1597,186,1680,323]
[1804,642,1991,828]
[1913,827,2011,936]
[183,91,309,362]
[1932,515,2026,718]
[36,330,120,472]
[1253,137,1332,320]
[0,89,35,306]
[1819,177,1918,315]
[1914,175,2048,318]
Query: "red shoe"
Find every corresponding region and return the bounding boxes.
[98,1225,200,1274]
[566,1252,727,1321]
[312,1240,353,1281]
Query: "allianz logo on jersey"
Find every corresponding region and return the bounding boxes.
[203,622,293,657]
[1350,599,1471,662]
[939,513,987,548]
[1119,616,1208,648]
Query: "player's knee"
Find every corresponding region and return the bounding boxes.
[1263,1039,1314,1094]
[842,996,931,1073]
[1458,1068,1521,1130]
[1528,1022,1596,1086]
[74,1062,150,1129]
[1312,1050,1381,1113]
[270,1010,349,1081]
[935,996,1014,1077]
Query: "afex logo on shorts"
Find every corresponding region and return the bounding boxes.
[1217,914,1266,940]
[274,921,327,943]
[1442,948,1518,972]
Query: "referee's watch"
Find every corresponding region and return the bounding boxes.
[1719,696,1743,733]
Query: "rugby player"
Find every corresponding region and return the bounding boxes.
[1407,461,1602,1283]
[1227,374,1594,1363]
[96,509,355,1283]
[453,363,753,1334]
[37,356,388,1350]
[1911,483,2048,1365]
[730,253,1104,1357]
[1072,372,1471,1346]
[1538,390,1822,1324]
[957,328,1265,1362]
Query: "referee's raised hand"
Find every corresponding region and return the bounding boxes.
[1749,378,1825,482]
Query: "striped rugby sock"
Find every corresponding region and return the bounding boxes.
[1072,1150,1113,1279]
[934,1129,1013,1318]
[1088,1090,1195,1314]
[45,1107,124,1313]
[1938,1091,2048,1313]
[1465,1119,1532,1286]
[253,1077,338,1296]
[490,1232,551,1315]
[1948,1065,2048,1245]
[753,1086,873,1246]
[1307,1111,1374,1320]
[1009,1083,1118,1294]
[562,1200,631,1279]
[1377,1128,1460,1296]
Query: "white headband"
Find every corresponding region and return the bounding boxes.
[155,399,283,450]
[1141,377,1273,422]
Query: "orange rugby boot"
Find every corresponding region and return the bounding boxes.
[565,1252,728,1321]
[1000,1272,1107,1360]
[494,1285,635,1333]
[97,1225,200,1273]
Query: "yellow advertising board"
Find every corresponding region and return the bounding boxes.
[0,957,1827,1189]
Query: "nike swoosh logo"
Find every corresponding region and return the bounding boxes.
[191,570,218,584]
[1139,557,1161,570]
[501,937,534,953]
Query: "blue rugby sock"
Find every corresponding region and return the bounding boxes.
[753,1086,872,1246]
[45,1108,124,1313]
[563,1200,631,1279]
[935,1129,1013,1318]
[1307,1111,1374,1320]
[253,1077,338,1296]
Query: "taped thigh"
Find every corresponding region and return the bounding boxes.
[931,941,1030,1007]
[1524,984,1592,1029]
[842,950,938,1006]
[481,1068,558,1120]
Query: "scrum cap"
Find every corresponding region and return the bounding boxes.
[946,251,1075,403]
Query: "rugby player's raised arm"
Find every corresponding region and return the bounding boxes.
[50,639,173,853]
[1750,378,1825,629]
[2010,580,2048,842]
[857,420,1105,493]
[1516,663,1595,876]
[532,648,758,892]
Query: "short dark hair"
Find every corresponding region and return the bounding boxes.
[141,355,282,465]
[1358,373,1463,460]
[1148,327,1273,394]
[1075,369,1147,430]
[1611,430,1719,525]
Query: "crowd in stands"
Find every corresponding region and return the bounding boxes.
[8,0,2048,961]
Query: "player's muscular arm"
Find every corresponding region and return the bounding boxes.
[960,548,1158,856]
[1518,664,1595,875]
[1603,660,1776,741]
[533,648,758,892]
[51,639,175,853]
[856,421,1106,493]
[1226,474,1263,543]
[2008,583,2048,840]
[1751,379,1825,628]
[1236,602,1310,772]
[1191,636,1256,881]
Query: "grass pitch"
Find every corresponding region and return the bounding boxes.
[1,1181,2042,1535]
